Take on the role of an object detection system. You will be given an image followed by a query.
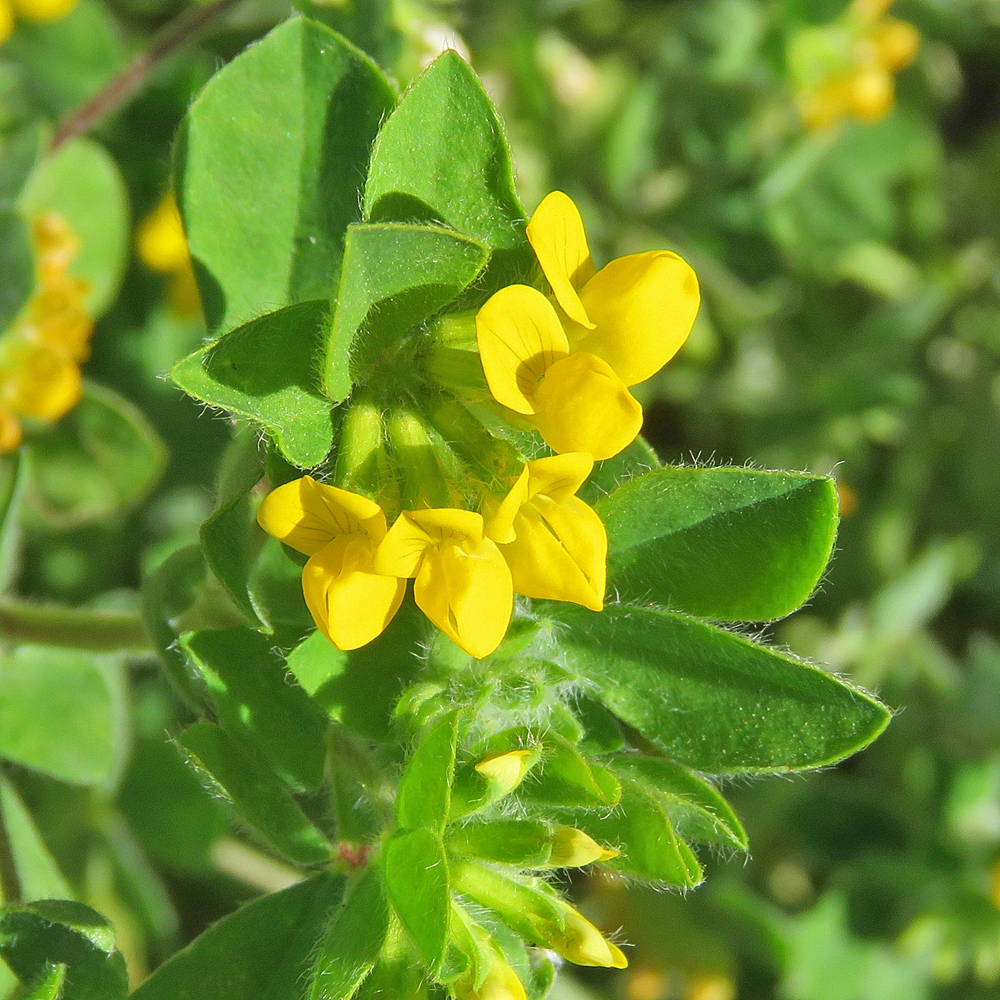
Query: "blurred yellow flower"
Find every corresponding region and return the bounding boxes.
[476,191,699,460]
[0,0,77,43]
[795,0,919,130]
[487,452,606,611]
[456,958,527,1000]
[136,192,201,317]
[375,507,513,658]
[256,476,406,651]
[0,212,93,453]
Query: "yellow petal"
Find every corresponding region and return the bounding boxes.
[459,959,528,1000]
[523,451,593,502]
[476,285,569,415]
[6,343,81,421]
[573,250,700,386]
[168,264,202,318]
[850,65,895,121]
[0,406,22,454]
[501,495,606,611]
[257,476,386,556]
[413,532,512,659]
[136,193,190,274]
[302,535,405,650]
[873,19,919,71]
[33,212,80,281]
[548,827,617,868]
[532,352,642,461]
[375,507,486,578]
[10,0,76,20]
[552,902,629,969]
[0,2,14,44]
[474,749,534,795]
[526,191,596,329]
[485,464,530,545]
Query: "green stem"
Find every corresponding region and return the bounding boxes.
[0,779,22,905]
[0,598,152,653]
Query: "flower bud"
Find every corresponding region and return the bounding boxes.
[548,826,618,868]
[456,959,527,1000]
[475,750,534,796]
[549,899,628,969]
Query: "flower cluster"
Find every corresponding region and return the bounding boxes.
[0,0,77,45]
[790,0,920,131]
[258,192,699,658]
[136,192,201,317]
[0,213,93,453]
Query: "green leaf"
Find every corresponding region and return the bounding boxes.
[287,601,427,742]
[323,223,489,400]
[382,828,449,973]
[0,124,45,206]
[561,775,700,887]
[177,722,331,865]
[140,545,212,714]
[176,17,395,335]
[28,382,166,530]
[19,138,128,316]
[579,436,661,506]
[608,755,747,850]
[309,870,389,1000]
[396,711,458,833]
[599,467,838,621]
[364,51,527,266]
[132,874,345,1000]
[0,777,72,902]
[181,627,329,793]
[24,963,67,1000]
[0,647,123,786]
[200,429,267,630]
[551,605,890,774]
[0,900,128,1000]
[173,302,336,468]
[524,734,620,808]
[0,208,33,333]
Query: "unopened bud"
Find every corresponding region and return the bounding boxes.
[548,827,618,868]
[457,960,527,1000]
[873,19,919,71]
[550,900,628,969]
[475,750,534,796]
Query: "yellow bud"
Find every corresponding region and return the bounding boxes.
[551,900,628,969]
[799,81,851,131]
[850,65,895,121]
[10,0,77,22]
[458,960,527,1000]
[474,750,534,795]
[873,19,919,71]
[136,192,189,274]
[549,827,618,868]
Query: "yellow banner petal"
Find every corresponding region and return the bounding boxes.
[576,250,700,387]
[302,534,405,650]
[526,191,596,328]
[256,476,385,556]
[524,452,593,503]
[476,284,570,415]
[531,352,642,460]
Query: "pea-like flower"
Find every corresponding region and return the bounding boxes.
[375,508,513,659]
[256,476,405,651]
[0,213,93,453]
[487,452,606,612]
[476,191,699,460]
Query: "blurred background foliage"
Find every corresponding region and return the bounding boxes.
[3,0,1000,997]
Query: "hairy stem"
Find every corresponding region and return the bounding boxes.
[50,0,243,152]
[0,598,152,653]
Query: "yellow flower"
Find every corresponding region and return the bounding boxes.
[256,476,406,651]
[474,749,535,795]
[487,452,606,612]
[10,0,77,20]
[375,508,512,659]
[136,192,201,317]
[476,191,699,461]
